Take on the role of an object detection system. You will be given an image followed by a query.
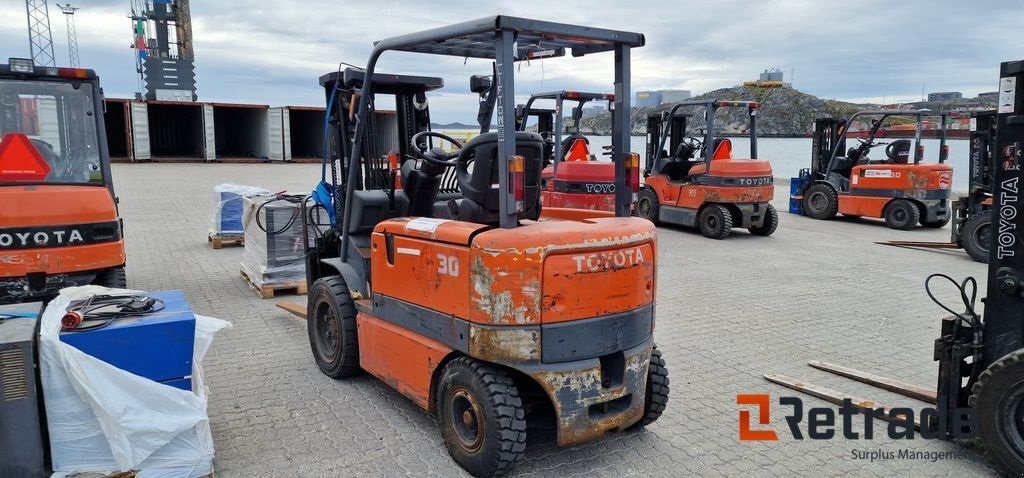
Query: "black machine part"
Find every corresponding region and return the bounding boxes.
[0,302,46,477]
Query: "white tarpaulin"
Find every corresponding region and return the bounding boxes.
[39,286,230,477]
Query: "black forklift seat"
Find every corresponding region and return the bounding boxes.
[450,131,545,224]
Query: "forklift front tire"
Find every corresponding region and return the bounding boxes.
[884,199,920,230]
[438,357,526,477]
[698,204,733,239]
[962,211,992,263]
[630,348,670,429]
[970,349,1024,476]
[803,184,839,220]
[307,276,361,378]
[636,187,660,224]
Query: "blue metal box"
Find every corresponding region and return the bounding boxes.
[789,176,806,215]
[217,190,245,235]
[60,290,195,385]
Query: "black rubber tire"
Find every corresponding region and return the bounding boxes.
[698,204,733,239]
[884,199,921,230]
[92,266,127,288]
[635,187,660,224]
[437,357,526,477]
[749,204,779,237]
[307,276,360,378]
[921,215,951,229]
[962,211,992,264]
[969,350,1024,476]
[630,348,670,429]
[803,184,839,220]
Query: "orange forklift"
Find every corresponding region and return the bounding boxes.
[301,17,666,477]
[515,91,625,211]
[795,110,954,230]
[0,58,126,304]
[636,100,778,239]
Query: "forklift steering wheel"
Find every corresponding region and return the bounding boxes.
[410,131,464,167]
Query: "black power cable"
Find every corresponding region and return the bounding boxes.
[255,194,306,235]
[925,273,983,381]
[62,294,165,332]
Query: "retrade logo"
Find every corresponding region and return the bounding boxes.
[737,394,778,441]
[736,394,978,441]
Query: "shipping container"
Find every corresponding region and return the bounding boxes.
[103,99,132,160]
[285,106,325,161]
[213,103,269,161]
[144,101,209,160]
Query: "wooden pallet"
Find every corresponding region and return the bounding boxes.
[240,270,307,299]
[208,234,244,249]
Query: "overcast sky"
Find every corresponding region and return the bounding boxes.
[1,0,1020,123]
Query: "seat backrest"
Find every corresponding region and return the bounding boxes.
[886,139,912,164]
[456,131,545,222]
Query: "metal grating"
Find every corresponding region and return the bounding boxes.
[0,349,28,401]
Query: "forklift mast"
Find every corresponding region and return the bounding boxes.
[968,111,997,214]
[983,60,1024,367]
[811,118,847,177]
[644,112,687,176]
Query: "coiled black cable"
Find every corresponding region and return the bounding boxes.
[925,273,983,381]
[255,194,307,235]
[64,294,166,332]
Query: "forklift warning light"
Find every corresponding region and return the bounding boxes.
[0,133,51,181]
[8,58,34,73]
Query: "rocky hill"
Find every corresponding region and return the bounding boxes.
[580,86,867,136]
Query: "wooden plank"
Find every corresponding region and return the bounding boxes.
[276,301,306,319]
[240,270,307,299]
[763,373,922,429]
[208,234,244,249]
[808,361,937,404]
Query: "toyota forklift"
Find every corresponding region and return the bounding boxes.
[636,100,778,239]
[301,17,666,477]
[515,91,624,211]
[0,58,126,304]
[795,110,954,230]
[765,59,1024,475]
[879,111,996,262]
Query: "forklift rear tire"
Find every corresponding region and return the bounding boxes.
[698,204,733,239]
[636,187,660,224]
[962,211,992,263]
[630,348,670,429]
[307,276,360,378]
[438,357,526,477]
[749,204,779,237]
[92,266,127,288]
[803,184,839,220]
[883,199,920,230]
[969,350,1024,476]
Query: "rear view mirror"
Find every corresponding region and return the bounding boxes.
[469,75,492,94]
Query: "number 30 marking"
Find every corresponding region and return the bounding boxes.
[437,254,460,277]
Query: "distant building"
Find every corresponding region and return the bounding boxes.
[759,69,784,82]
[978,91,999,102]
[927,91,963,102]
[660,90,691,103]
[636,90,662,108]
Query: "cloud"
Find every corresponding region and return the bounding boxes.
[0,0,1020,122]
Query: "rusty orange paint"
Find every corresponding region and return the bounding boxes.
[468,216,656,325]
[374,216,488,246]
[0,241,125,277]
[355,312,452,410]
[837,196,889,218]
[541,243,654,323]
[541,190,617,211]
[370,231,474,319]
[850,163,953,191]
